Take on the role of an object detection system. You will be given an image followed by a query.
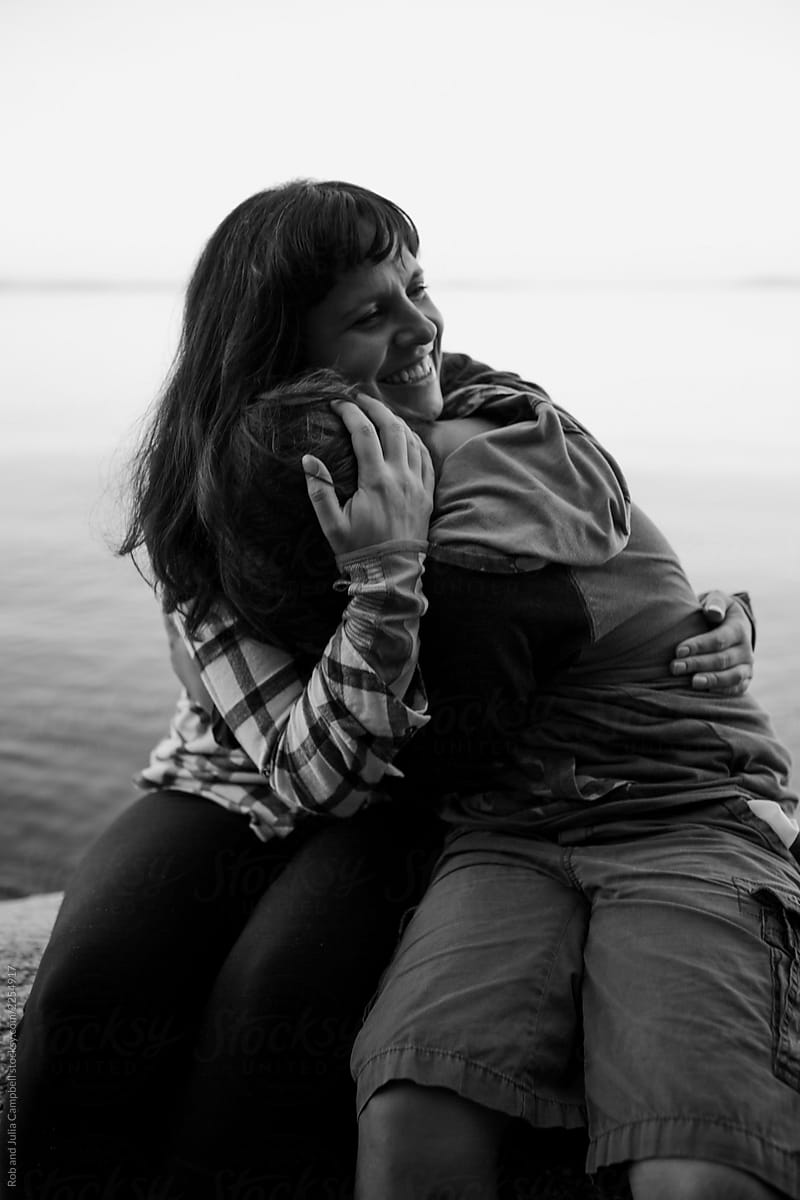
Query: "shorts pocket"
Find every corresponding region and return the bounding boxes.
[752,884,800,1090]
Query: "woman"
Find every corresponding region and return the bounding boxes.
[7,180,757,1198]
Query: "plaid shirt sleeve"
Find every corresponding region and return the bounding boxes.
[179,546,430,821]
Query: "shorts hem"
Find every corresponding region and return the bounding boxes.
[354,1044,586,1130]
[588,1115,799,1197]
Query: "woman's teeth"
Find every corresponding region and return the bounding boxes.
[383,354,434,385]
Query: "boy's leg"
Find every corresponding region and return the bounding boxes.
[357,1082,508,1200]
[629,1157,785,1199]
[351,832,589,1195]
[578,825,800,1200]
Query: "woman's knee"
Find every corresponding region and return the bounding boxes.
[357,1082,506,1186]
[629,1157,784,1200]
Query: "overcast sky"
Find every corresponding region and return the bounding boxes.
[3,0,799,283]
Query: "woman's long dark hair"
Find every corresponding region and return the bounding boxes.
[118,179,419,641]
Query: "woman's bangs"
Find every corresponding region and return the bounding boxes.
[315,184,420,274]
[351,190,420,266]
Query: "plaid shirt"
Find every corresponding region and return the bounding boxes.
[138,546,430,840]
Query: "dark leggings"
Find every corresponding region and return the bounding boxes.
[10,790,442,1199]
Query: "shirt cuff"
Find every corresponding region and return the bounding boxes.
[335,547,428,693]
[335,538,428,569]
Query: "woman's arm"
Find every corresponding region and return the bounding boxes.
[184,545,429,820]
[180,395,436,823]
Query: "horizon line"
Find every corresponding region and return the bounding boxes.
[1,274,799,293]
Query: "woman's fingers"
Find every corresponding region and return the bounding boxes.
[406,435,423,479]
[330,400,386,480]
[347,393,437,484]
[688,672,751,697]
[670,596,754,692]
[351,393,413,464]
[336,393,432,481]
[699,589,730,625]
[417,432,436,492]
[677,650,753,693]
[404,423,431,476]
[302,454,347,548]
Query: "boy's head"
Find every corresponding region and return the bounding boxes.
[247,368,361,502]
[215,369,361,650]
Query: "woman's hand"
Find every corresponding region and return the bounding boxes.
[670,592,755,695]
[302,394,435,558]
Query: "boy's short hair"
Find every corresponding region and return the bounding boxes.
[216,369,360,655]
[249,369,361,499]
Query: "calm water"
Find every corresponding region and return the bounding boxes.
[2,284,798,897]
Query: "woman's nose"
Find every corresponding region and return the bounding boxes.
[394,303,437,348]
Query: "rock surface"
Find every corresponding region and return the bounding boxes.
[1,892,62,1098]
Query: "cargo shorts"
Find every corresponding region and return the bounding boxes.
[352,821,800,1196]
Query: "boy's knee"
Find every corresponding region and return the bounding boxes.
[358,1082,505,1177]
[359,1082,426,1159]
[629,1157,784,1200]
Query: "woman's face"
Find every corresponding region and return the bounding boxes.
[303,248,444,422]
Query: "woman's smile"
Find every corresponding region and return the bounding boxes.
[381,351,436,387]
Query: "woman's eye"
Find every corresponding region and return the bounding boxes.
[352,308,381,327]
[409,281,428,299]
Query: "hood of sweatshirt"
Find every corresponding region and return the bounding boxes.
[427,382,631,572]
